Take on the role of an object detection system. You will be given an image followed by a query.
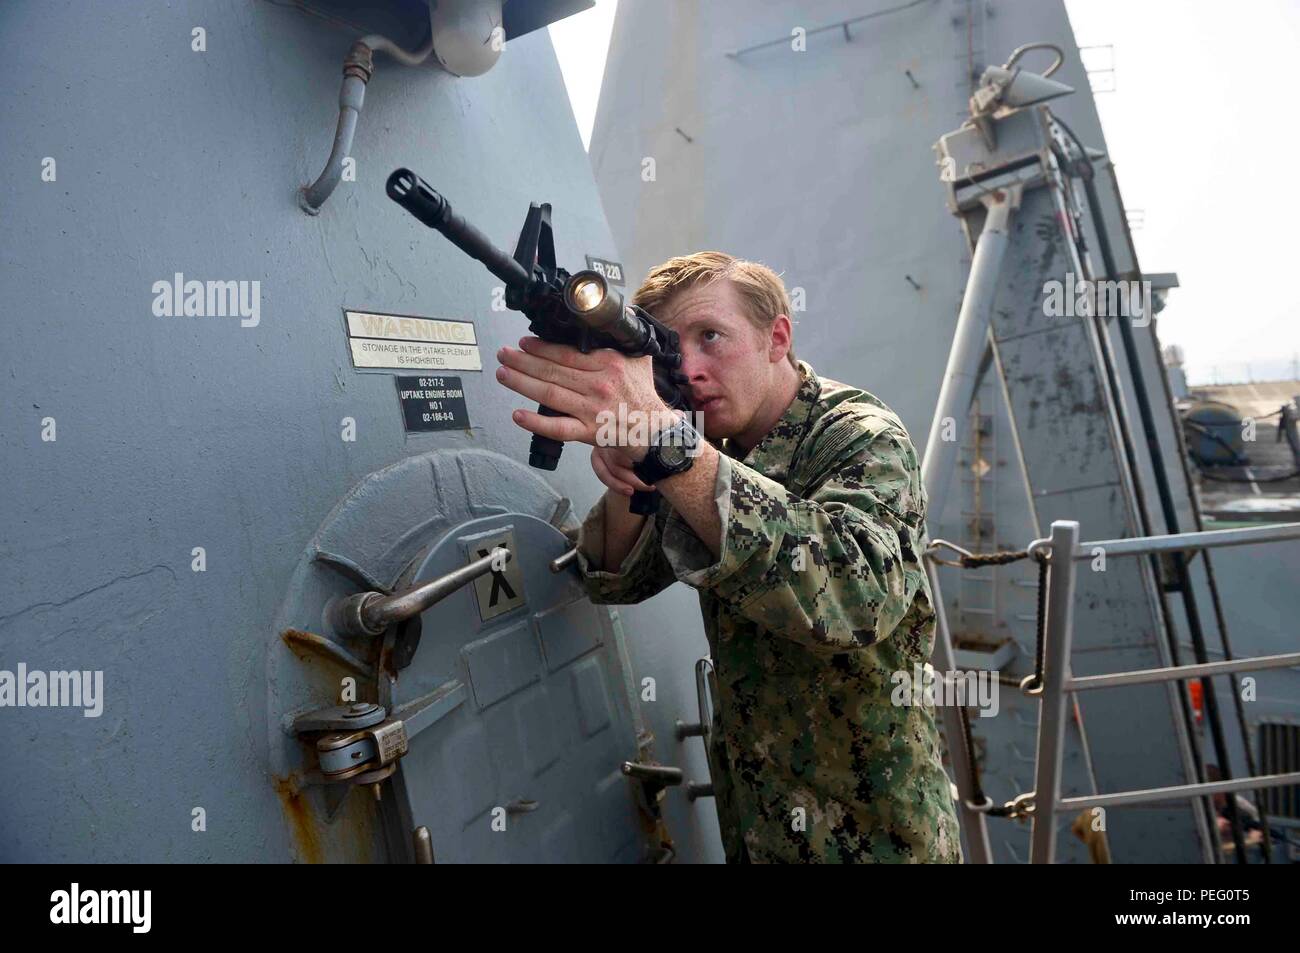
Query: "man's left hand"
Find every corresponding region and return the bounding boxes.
[495,336,668,461]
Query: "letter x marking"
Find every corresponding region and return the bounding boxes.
[477,548,517,607]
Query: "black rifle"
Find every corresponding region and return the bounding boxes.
[387,168,690,515]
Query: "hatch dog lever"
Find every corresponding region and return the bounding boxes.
[622,762,684,802]
[336,546,512,638]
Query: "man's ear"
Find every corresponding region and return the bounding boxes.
[768,314,793,364]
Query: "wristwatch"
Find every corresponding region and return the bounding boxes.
[632,416,701,484]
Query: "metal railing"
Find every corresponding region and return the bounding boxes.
[1025,519,1300,863]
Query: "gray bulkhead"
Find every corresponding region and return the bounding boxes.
[591,0,1299,861]
[0,0,721,862]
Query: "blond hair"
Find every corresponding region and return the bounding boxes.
[631,251,797,367]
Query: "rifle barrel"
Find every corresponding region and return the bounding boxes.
[387,168,531,290]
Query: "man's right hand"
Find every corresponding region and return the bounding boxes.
[590,445,655,499]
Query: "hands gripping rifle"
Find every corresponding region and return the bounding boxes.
[386,168,691,515]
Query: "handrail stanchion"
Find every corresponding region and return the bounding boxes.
[918,189,1020,865]
[924,558,994,864]
[1029,520,1081,864]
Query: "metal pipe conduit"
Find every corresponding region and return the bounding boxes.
[300,35,434,214]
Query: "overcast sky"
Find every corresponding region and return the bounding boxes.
[550,1,1300,386]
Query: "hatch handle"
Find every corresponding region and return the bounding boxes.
[336,546,512,637]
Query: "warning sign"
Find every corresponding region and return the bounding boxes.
[344,309,481,372]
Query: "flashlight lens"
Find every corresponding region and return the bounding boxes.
[571,278,605,312]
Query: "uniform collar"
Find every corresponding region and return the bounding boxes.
[719,360,821,483]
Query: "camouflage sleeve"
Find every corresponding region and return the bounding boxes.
[660,423,929,653]
[574,493,678,605]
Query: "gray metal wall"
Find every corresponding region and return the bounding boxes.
[591,0,1294,861]
[0,0,720,862]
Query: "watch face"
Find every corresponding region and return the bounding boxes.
[659,443,688,468]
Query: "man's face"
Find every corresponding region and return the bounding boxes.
[655,280,784,441]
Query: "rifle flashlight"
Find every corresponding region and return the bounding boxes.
[562,270,652,351]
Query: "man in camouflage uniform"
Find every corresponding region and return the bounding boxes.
[495,252,961,863]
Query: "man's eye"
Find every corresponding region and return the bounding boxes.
[702,329,721,343]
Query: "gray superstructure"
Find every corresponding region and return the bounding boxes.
[590,0,1300,862]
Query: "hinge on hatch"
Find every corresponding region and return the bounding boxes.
[292,702,410,800]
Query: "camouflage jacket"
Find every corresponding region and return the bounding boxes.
[576,361,962,863]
